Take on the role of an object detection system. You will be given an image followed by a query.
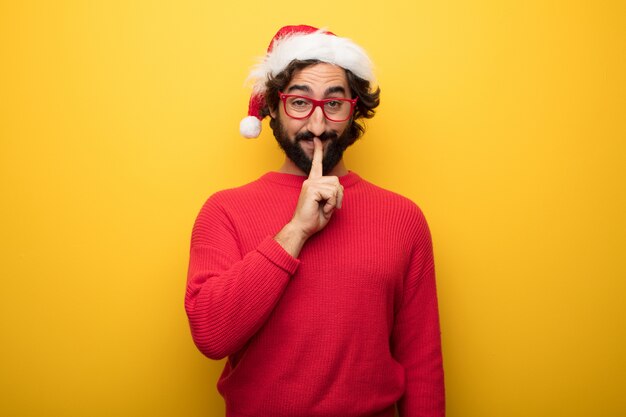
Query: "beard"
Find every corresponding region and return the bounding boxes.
[273,116,355,176]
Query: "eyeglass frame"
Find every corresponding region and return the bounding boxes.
[278,92,358,122]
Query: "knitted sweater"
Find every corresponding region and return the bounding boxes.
[185,171,445,417]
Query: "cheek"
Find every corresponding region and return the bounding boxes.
[285,119,308,136]
[276,111,296,136]
[331,121,350,135]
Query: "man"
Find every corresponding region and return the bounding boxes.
[185,25,445,417]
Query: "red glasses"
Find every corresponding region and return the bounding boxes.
[278,92,358,122]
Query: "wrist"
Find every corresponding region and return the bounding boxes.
[274,221,309,258]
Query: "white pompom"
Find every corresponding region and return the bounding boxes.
[239,116,262,138]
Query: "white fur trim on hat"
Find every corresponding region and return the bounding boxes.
[247,29,375,94]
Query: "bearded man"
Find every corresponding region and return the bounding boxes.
[185,25,445,417]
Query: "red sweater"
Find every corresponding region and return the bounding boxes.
[185,171,444,417]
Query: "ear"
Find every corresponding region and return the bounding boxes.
[269,106,277,119]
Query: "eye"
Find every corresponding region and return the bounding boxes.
[290,98,311,109]
[324,100,345,113]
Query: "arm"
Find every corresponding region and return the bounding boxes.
[185,196,300,360]
[186,139,343,359]
[392,209,445,417]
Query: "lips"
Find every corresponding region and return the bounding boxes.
[299,139,315,150]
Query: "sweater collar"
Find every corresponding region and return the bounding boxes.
[261,171,362,189]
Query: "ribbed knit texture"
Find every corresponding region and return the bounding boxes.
[185,171,445,417]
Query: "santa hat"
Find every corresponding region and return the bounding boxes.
[239,25,375,138]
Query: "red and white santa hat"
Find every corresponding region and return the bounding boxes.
[239,25,375,138]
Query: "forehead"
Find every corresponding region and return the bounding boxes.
[286,63,349,93]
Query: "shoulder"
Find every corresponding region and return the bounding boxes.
[356,177,428,221]
[201,175,272,210]
[191,177,272,245]
[193,177,263,222]
[350,176,432,247]
[195,173,297,224]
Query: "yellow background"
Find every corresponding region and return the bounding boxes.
[1,1,625,416]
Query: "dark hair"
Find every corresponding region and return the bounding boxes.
[261,60,381,145]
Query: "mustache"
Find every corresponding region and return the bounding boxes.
[295,130,339,142]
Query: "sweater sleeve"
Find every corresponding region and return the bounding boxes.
[185,195,300,360]
[392,208,445,417]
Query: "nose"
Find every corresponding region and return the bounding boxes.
[305,105,327,137]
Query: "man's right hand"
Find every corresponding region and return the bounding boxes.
[274,137,344,257]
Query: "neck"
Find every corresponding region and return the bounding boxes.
[279,157,349,177]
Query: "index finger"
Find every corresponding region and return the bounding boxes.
[309,137,323,179]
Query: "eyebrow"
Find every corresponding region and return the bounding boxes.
[325,86,347,96]
[285,85,348,96]
[286,84,312,94]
